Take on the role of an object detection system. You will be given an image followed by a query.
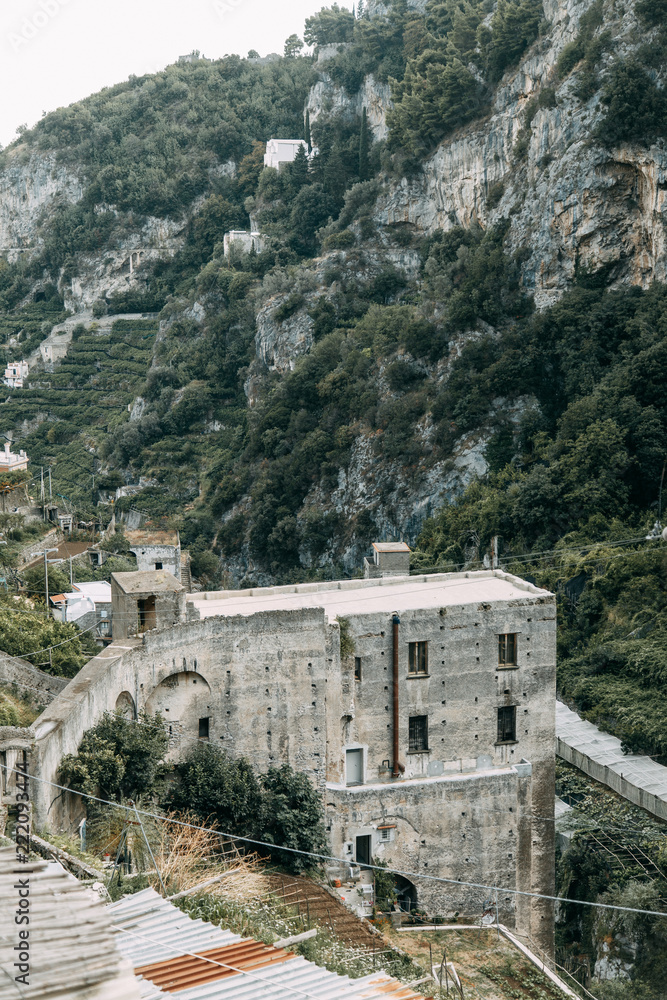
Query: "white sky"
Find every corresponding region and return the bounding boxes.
[0,0,352,149]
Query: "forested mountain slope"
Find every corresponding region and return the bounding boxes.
[0,0,666,759]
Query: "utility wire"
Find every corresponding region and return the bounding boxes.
[7,765,667,922]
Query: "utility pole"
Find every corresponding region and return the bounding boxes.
[29,546,59,668]
[69,554,73,589]
[48,467,52,501]
[31,545,59,610]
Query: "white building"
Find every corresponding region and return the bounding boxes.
[264,138,307,170]
[50,581,113,638]
[223,230,264,257]
[0,442,28,473]
[3,361,28,389]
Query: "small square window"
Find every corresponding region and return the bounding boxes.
[379,826,394,842]
[354,657,362,681]
[155,561,163,570]
[497,706,516,743]
[199,717,210,739]
[498,633,517,667]
[408,641,428,674]
[409,715,428,752]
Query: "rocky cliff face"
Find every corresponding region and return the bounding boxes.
[65,215,185,312]
[374,0,667,307]
[0,150,83,254]
[306,73,393,141]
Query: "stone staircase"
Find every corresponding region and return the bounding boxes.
[266,873,382,953]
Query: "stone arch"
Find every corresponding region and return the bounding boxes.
[395,874,418,913]
[145,671,212,755]
[114,691,136,720]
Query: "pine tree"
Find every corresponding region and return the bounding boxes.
[359,107,370,180]
[358,0,365,17]
[290,143,310,194]
[305,109,312,153]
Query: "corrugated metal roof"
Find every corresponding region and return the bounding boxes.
[556,701,667,805]
[109,888,242,966]
[110,888,429,1000]
[0,847,140,1000]
[135,941,293,991]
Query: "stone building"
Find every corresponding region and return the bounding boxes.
[110,570,186,638]
[125,528,189,584]
[25,565,556,954]
[363,541,411,578]
[3,360,28,388]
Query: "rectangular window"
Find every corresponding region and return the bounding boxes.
[408,641,428,674]
[198,717,210,739]
[379,826,395,842]
[498,633,517,667]
[155,561,163,570]
[408,715,429,752]
[497,706,517,743]
[354,657,362,681]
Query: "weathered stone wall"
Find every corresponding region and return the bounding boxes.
[30,609,336,828]
[129,543,181,581]
[326,766,533,927]
[332,589,556,951]
[0,652,68,705]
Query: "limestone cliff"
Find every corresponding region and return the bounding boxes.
[0,150,83,254]
[373,0,667,307]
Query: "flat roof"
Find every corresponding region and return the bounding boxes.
[72,581,112,602]
[111,570,184,595]
[188,570,551,623]
[125,529,179,547]
[372,541,410,553]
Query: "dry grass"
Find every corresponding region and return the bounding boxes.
[151,813,270,901]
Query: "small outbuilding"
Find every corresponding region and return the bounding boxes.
[363,541,411,578]
[110,570,186,639]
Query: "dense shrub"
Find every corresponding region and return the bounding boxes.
[596,60,667,147]
[170,745,326,871]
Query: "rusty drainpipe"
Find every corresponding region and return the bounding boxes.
[392,613,401,777]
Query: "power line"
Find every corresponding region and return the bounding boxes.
[7,765,667,922]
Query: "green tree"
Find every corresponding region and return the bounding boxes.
[59,711,169,800]
[484,0,543,82]
[635,0,667,27]
[170,743,264,834]
[284,34,304,58]
[0,595,96,677]
[304,4,355,45]
[260,764,327,871]
[596,61,667,148]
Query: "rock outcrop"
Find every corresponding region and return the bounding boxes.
[373,0,667,307]
[0,150,83,253]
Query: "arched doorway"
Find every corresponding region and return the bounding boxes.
[395,875,418,913]
[114,691,136,720]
